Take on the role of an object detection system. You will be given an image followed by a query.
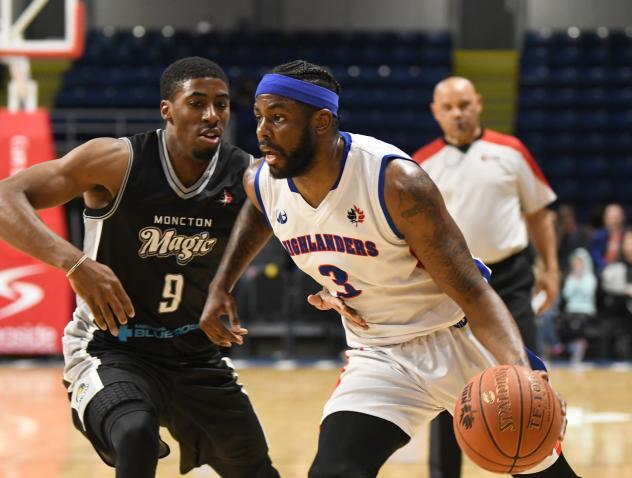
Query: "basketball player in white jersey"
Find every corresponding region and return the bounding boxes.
[199,60,579,477]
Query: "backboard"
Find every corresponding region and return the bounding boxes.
[0,0,84,58]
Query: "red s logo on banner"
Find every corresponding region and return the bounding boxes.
[0,109,72,354]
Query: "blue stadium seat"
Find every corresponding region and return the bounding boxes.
[540,155,576,177]
[612,48,632,66]
[577,178,612,202]
[580,31,610,48]
[552,31,582,47]
[55,27,455,178]
[611,178,632,202]
[519,133,545,154]
[550,47,581,66]
[520,66,551,87]
[419,48,451,66]
[550,110,578,130]
[517,109,548,131]
[575,156,609,176]
[524,30,555,48]
[540,133,581,154]
[612,67,632,85]
[611,31,632,48]
[521,47,549,66]
[388,46,420,65]
[607,88,632,106]
[610,156,632,176]
[519,88,546,108]
[578,109,609,130]
[553,67,581,86]
[424,31,452,48]
[599,133,632,153]
[519,30,632,211]
[582,47,610,65]
[553,178,578,201]
[578,88,607,107]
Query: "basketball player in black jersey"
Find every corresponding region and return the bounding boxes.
[0,57,279,478]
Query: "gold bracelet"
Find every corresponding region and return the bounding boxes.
[66,254,89,278]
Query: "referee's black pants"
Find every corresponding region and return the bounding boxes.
[429,247,537,478]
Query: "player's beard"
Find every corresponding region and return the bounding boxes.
[192,144,219,162]
[269,127,317,179]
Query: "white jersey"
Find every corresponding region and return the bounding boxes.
[255,132,466,348]
[413,129,556,264]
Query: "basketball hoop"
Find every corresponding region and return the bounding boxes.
[0,0,84,58]
[0,0,85,111]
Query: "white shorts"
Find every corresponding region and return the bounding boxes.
[323,323,498,438]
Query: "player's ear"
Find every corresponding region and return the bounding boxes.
[160,99,173,123]
[313,109,333,136]
[475,93,483,114]
[430,100,439,119]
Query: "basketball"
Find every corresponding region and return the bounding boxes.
[453,365,563,474]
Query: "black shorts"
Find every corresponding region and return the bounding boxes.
[69,350,270,474]
[488,247,538,351]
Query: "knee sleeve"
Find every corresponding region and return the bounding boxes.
[83,381,165,469]
[84,381,164,478]
[107,407,161,478]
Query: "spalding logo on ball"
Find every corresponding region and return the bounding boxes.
[453,365,563,474]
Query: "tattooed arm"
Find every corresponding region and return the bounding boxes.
[199,160,274,346]
[384,159,529,367]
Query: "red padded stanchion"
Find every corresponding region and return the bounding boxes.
[0,108,72,354]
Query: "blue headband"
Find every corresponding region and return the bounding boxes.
[255,73,339,116]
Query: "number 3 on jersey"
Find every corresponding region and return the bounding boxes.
[318,265,362,299]
[159,274,184,313]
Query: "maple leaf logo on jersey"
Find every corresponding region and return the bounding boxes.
[276,210,288,224]
[218,188,233,206]
[347,205,365,226]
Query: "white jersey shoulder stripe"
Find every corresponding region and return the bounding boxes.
[254,159,272,228]
[158,129,220,199]
[84,137,134,221]
[377,154,417,240]
[285,131,353,194]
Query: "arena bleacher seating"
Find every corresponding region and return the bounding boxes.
[54,29,451,155]
[518,28,632,217]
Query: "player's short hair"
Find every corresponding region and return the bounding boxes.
[270,60,341,127]
[160,57,229,100]
[270,60,341,95]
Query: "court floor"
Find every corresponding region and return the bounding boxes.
[0,360,629,478]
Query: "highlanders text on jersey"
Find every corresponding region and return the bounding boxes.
[255,132,465,348]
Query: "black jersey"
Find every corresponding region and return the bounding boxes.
[74,129,250,359]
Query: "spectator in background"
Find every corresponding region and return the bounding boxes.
[535,298,564,360]
[591,203,626,273]
[560,248,597,363]
[602,229,632,298]
[412,76,559,478]
[600,228,632,359]
[541,204,591,361]
[557,204,591,275]
[535,257,564,361]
